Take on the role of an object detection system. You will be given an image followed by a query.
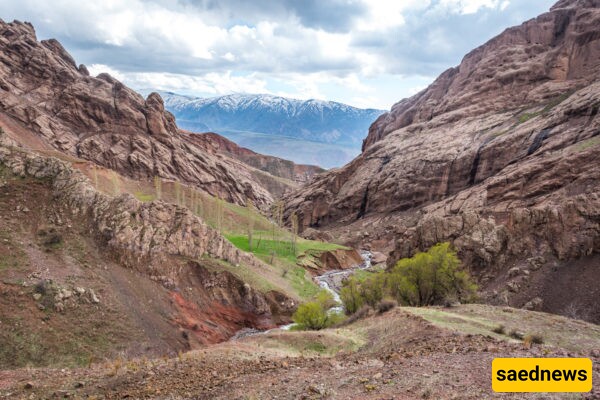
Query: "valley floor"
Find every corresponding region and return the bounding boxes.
[1,305,598,399]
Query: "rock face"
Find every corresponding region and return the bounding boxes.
[0,19,277,207]
[319,249,364,270]
[283,0,600,319]
[0,137,271,273]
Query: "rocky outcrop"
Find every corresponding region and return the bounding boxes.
[0,19,275,207]
[283,0,600,315]
[0,135,277,278]
[319,249,364,270]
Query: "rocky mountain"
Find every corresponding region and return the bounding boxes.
[0,19,302,207]
[154,91,385,168]
[182,131,324,184]
[284,0,600,321]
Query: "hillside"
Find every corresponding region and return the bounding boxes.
[283,0,600,322]
[0,19,346,370]
[155,91,385,168]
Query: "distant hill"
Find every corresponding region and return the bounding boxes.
[146,91,385,168]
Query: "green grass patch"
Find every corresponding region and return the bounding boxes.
[223,234,343,299]
[573,136,600,152]
[134,191,156,202]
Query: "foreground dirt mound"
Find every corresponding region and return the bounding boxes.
[0,19,292,207]
[2,307,598,399]
[283,0,600,320]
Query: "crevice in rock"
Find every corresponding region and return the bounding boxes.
[468,146,483,185]
[356,185,369,219]
[527,127,552,155]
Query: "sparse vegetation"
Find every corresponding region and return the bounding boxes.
[37,225,63,249]
[492,324,505,335]
[523,333,544,345]
[341,243,477,313]
[376,299,397,314]
[508,329,524,340]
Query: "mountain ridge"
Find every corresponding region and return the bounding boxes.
[146,90,385,168]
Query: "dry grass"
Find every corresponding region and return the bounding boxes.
[406,304,600,353]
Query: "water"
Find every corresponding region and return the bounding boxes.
[230,250,373,338]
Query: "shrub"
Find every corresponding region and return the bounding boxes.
[292,290,346,330]
[492,324,505,335]
[340,278,364,315]
[293,302,327,330]
[340,242,477,312]
[359,273,385,308]
[377,299,397,314]
[37,226,62,248]
[509,329,524,340]
[523,333,544,345]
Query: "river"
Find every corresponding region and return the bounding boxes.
[232,251,373,338]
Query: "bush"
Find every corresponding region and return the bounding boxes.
[523,333,544,345]
[292,290,345,330]
[509,329,524,340]
[340,242,477,313]
[492,324,505,335]
[377,299,397,314]
[340,279,364,315]
[293,302,328,330]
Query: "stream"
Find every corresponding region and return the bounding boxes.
[231,251,373,338]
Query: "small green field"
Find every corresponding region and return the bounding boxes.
[225,233,345,299]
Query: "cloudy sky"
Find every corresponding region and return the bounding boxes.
[1,0,555,109]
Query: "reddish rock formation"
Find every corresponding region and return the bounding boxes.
[283,0,600,319]
[0,19,281,207]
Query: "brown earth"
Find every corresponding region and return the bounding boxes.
[283,0,600,322]
[0,19,303,207]
[1,306,598,399]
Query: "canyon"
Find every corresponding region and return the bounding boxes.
[0,0,599,398]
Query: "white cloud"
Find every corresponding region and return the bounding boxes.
[0,0,554,109]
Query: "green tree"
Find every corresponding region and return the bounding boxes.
[340,278,364,315]
[389,242,476,306]
[359,272,385,308]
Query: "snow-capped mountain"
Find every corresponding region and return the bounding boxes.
[140,90,385,168]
